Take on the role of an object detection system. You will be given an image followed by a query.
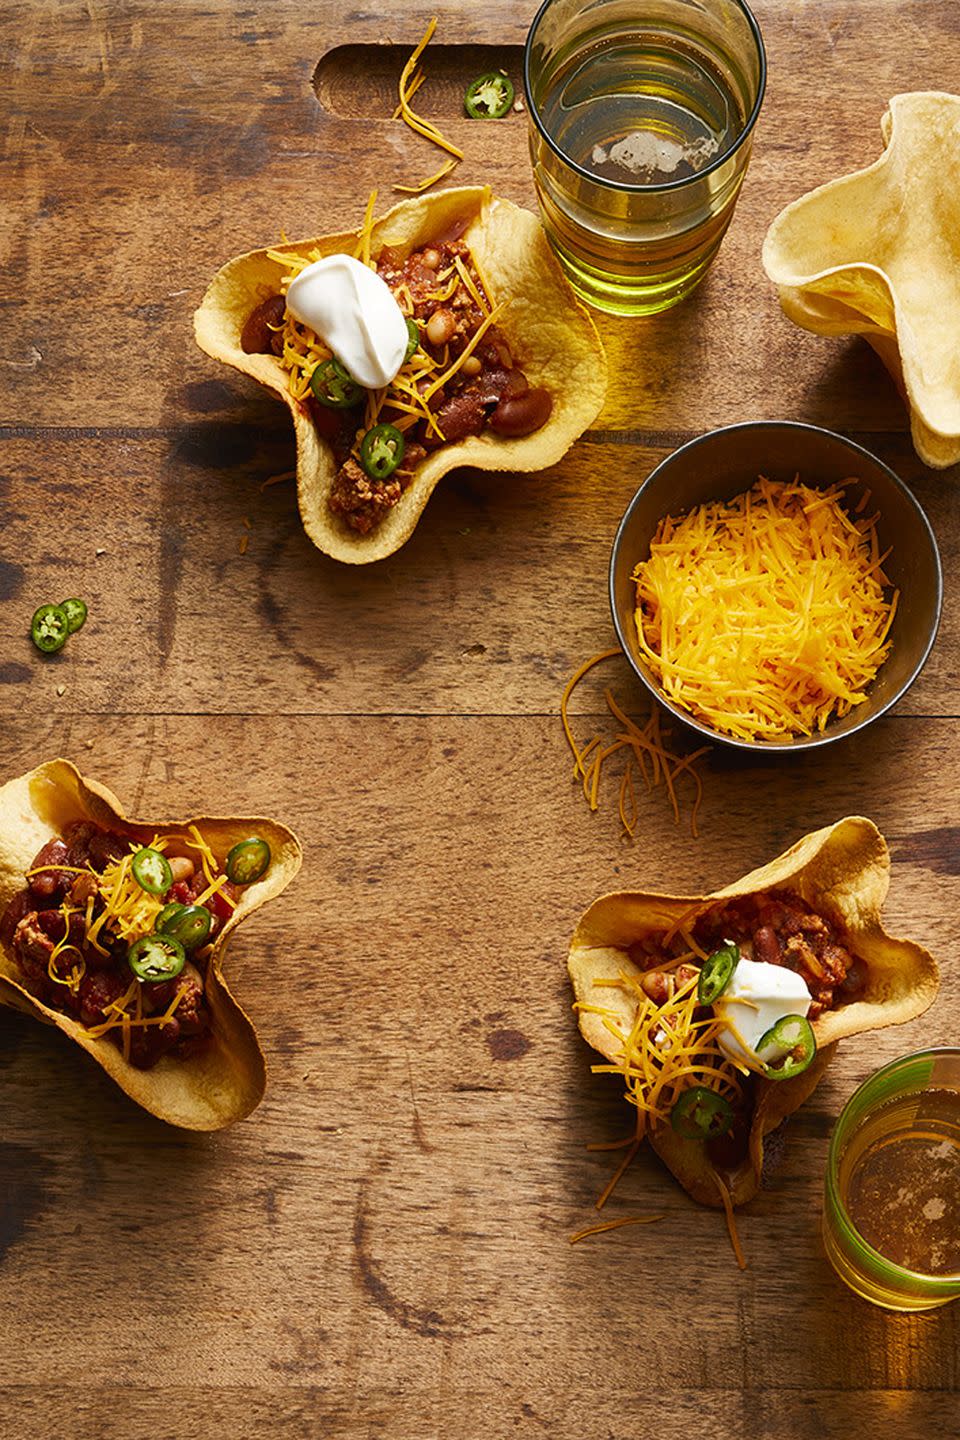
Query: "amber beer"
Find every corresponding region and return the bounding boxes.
[523,0,766,315]
[823,1050,960,1310]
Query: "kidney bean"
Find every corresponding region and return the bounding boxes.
[27,839,71,898]
[423,387,486,448]
[240,294,286,355]
[753,925,782,967]
[488,386,552,437]
[421,247,441,271]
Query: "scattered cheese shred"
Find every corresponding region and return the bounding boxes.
[393,157,457,194]
[396,18,465,162]
[87,851,165,946]
[353,188,379,268]
[713,1169,748,1270]
[569,1214,665,1245]
[634,476,899,743]
[260,468,295,491]
[561,649,709,838]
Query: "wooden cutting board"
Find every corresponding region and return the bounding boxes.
[0,2,957,1435]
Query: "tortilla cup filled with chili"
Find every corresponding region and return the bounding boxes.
[0,759,302,1130]
[194,186,606,563]
[568,817,939,1208]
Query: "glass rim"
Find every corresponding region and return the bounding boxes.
[825,1046,960,1296]
[522,0,767,195]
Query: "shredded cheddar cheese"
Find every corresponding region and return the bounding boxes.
[393,158,458,194]
[395,18,464,163]
[576,965,751,1269]
[713,1170,748,1270]
[561,649,709,838]
[581,970,743,1141]
[569,1214,665,1245]
[634,476,899,743]
[87,851,166,947]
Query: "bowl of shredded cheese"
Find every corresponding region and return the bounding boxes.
[609,422,942,750]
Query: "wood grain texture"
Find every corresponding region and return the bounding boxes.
[1,0,958,1435]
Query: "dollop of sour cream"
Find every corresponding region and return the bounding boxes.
[285,253,408,391]
[715,956,812,1065]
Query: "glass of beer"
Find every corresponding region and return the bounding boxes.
[523,0,766,315]
[823,1049,960,1311]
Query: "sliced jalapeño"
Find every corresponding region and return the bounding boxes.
[698,940,739,1005]
[309,357,363,409]
[755,1014,817,1081]
[670,1086,734,1141]
[131,847,173,896]
[226,837,271,885]
[464,72,514,119]
[158,903,212,951]
[360,422,405,481]
[128,933,186,983]
[60,598,88,634]
[31,604,70,654]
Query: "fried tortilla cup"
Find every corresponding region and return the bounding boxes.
[0,760,302,1130]
[762,92,960,469]
[568,817,939,1208]
[194,185,607,563]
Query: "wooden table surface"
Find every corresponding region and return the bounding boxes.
[1,1,958,1435]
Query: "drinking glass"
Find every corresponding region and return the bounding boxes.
[822,1048,960,1311]
[523,0,766,315]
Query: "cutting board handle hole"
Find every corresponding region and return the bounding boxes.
[313,43,524,120]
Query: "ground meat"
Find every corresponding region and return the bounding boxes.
[69,872,99,906]
[328,456,403,535]
[0,889,33,948]
[12,911,55,981]
[423,384,487,448]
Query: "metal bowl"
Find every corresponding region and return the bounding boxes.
[609,421,943,753]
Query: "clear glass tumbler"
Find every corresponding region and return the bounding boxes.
[823,1048,960,1311]
[523,0,766,315]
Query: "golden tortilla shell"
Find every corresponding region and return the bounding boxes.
[763,92,960,469]
[194,186,607,562]
[0,760,302,1130]
[568,817,939,1207]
